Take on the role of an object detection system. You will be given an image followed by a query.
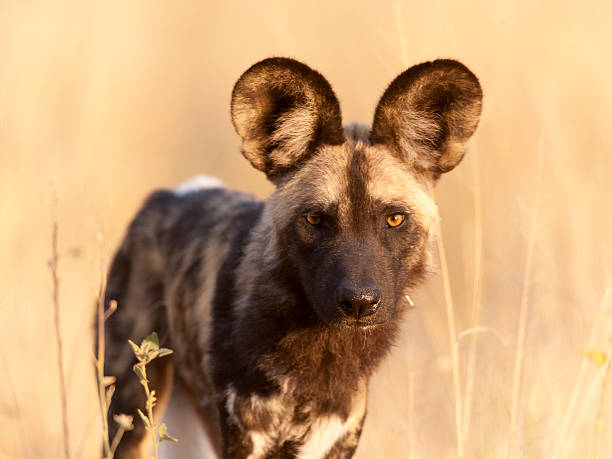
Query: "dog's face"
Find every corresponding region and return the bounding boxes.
[232,58,482,327]
[268,141,439,328]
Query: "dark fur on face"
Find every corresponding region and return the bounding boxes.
[103,57,482,458]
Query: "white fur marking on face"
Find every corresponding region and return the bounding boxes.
[365,145,439,228]
[174,175,225,196]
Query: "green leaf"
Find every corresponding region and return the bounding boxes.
[133,363,147,383]
[158,423,178,443]
[142,332,159,350]
[128,339,150,363]
[128,339,141,355]
[162,432,179,443]
[157,348,173,358]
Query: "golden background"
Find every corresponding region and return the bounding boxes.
[0,1,611,457]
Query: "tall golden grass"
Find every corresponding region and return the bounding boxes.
[1,1,611,457]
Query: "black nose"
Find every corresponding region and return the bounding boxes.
[336,283,382,319]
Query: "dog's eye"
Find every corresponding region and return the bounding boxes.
[386,213,405,228]
[305,213,322,226]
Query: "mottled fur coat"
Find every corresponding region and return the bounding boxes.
[104,57,482,458]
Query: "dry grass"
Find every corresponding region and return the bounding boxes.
[461,153,483,447]
[48,183,71,459]
[435,219,465,457]
[508,140,544,458]
[1,1,611,458]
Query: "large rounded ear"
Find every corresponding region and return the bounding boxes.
[231,58,345,182]
[370,59,482,180]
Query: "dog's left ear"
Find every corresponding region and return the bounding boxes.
[231,58,345,182]
[370,59,482,180]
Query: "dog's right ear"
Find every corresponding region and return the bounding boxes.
[231,58,345,182]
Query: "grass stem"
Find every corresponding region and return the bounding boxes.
[554,277,612,458]
[437,220,464,458]
[463,152,483,446]
[97,281,111,458]
[592,345,612,459]
[49,188,71,459]
[408,370,416,459]
[508,142,544,459]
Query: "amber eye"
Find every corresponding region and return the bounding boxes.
[305,213,322,226]
[386,213,405,228]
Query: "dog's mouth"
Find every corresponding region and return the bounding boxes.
[353,322,380,330]
[335,316,383,330]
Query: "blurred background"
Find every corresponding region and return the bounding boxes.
[1,1,611,457]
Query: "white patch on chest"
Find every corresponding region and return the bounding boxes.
[298,415,350,458]
[242,379,366,459]
[247,430,276,459]
[174,175,224,196]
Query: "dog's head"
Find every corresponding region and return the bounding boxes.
[232,58,482,328]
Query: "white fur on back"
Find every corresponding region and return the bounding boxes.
[174,175,224,196]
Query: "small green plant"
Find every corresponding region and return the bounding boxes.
[128,332,177,459]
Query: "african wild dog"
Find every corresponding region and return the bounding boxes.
[104,57,482,458]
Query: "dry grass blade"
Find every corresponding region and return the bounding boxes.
[49,185,71,459]
[96,278,112,458]
[97,290,132,459]
[592,345,611,459]
[408,370,415,459]
[553,277,612,459]
[104,300,117,322]
[436,220,464,458]
[1,355,29,458]
[393,1,409,69]
[507,140,545,459]
[94,229,132,459]
[462,152,483,446]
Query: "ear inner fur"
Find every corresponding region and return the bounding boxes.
[370,59,483,180]
[231,57,345,182]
